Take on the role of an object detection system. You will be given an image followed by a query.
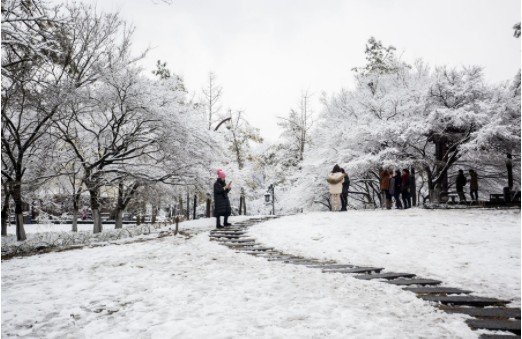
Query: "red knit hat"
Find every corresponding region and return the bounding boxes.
[217,169,226,179]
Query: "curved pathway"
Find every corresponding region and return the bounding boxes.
[210,217,521,339]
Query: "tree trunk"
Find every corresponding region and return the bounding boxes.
[72,208,78,232]
[89,189,102,233]
[507,153,513,189]
[71,193,80,232]
[1,189,10,236]
[12,181,26,241]
[115,209,123,229]
[92,209,101,233]
[430,136,450,203]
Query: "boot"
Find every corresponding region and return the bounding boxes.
[224,216,232,227]
[216,217,224,229]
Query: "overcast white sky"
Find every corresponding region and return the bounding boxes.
[87,0,520,141]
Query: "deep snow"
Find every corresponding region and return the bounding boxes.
[2,209,518,338]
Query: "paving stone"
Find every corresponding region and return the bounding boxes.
[480,334,521,339]
[268,257,302,261]
[441,306,521,319]
[355,272,416,280]
[285,260,320,265]
[218,238,256,243]
[404,287,472,294]
[210,232,247,236]
[221,239,255,243]
[285,258,314,264]
[290,261,336,266]
[240,250,279,255]
[285,260,322,265]
[239,247,274,252]
[387,278,442,286]
[223,242,257,247]
[307,264,353,269]
[322,267,384,274]
[466,319,520,335]
[421,296,510,307]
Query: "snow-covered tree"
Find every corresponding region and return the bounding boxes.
[277,90,314,162]
[222,110,263,171]
[2,0,70,240]
[280,37,521,212]
[202,72,223,130]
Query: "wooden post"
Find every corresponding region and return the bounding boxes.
[241,187,246,215]
[193,194,197,220]
[174,215,179,235]
[186,190,190,220]
[206,194,211,218]
[239,188,243,216]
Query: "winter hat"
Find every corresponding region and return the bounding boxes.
[217,169,226,179]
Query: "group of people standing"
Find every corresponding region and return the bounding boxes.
[380,168,413,209]
[456,169,479,201]
[215,165,480,227]
[326,164,480,213]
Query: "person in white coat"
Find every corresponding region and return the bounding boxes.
[327,164,345,211]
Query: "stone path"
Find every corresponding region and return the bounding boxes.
[209,217,521,338]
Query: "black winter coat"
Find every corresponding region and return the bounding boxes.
[401,174,411,192]
[456,173,467,191]
[213,179,231,217]
[393,175,402,195]
[342,175,350,194]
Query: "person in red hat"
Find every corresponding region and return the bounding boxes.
[214,169,232,228]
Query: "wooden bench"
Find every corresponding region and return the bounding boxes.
[447,192,459,203]
[490,194,504,202]
[440,191,461,203]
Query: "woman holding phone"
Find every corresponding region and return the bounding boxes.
[214,169,232,228]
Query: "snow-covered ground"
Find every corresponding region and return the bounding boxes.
[2,210,520,338]
[250,209,521,305]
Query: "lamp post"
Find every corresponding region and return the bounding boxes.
[265,184,275,215]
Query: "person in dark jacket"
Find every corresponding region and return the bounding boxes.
[401,169,411,209]
[456,169,467,202]
[468,169,478,201]
[380,167,393,209]
[340,168,350,211]
[392,170,403,209]
[214,169,232,228]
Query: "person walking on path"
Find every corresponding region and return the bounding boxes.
[392,170,403,209]
[380,167,392,209]
[456,169,467,202]
[401,169,412,209]
[469,169,478,201]
[327,164,344,211]
[214,169,232,229]
[340,168,350,211]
